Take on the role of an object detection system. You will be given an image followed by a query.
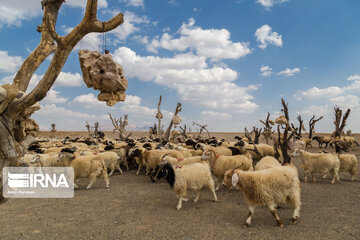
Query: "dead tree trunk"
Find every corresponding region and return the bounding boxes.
[308,115,323,139]
[109,113,128,140]
[155,95,164,139]
[179,125,192,139]
[291,115,305,138]
[252,127,262,144]
[332,107,351,153]
[193,122,211,139]
[260,112,274,144]
[164,103,182,142]
[0,0,124,203]
[276,99,296,164]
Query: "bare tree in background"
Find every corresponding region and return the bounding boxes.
[193,121,211,139]
[308,115,323,139]
[0,0,124,203]
[260,112,274,144]
[155,95,164,139]
[274,99,297,164]
[332,107,351,153]
[179,125,192,139]
[164,103,182,142]
[109,113,130,141]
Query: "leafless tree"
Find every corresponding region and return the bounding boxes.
[260,112,274,144]
[193,121,210,139]
[252,127,262,144]
[332,107,351,153]
[275,99,297,164]
[308,115,323,139]
[0,0,124,203]
[155,95,164,139]
[108,113,130,141]
[291,115,305,138]
[164,103,182,142]
[179,125,192,139]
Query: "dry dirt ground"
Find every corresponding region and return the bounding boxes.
[0,133,359,240]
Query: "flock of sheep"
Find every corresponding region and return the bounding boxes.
[18,133,358,228]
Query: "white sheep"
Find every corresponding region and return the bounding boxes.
[337,153,358,181]
[322,153,358,181]
[152,161,217,210]
[254,156,281,171]
[292,149,340,184]
[31,153,64,167]
[58,152,109,189]
[97,151,122,176]
[201,149,253,190]
[223,164,301,228]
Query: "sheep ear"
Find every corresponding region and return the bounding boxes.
[232,173,239,187]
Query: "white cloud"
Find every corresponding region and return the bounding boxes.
[114,47,259,113]
[329,95,360,109]
[277,67,300,77]
[296,86,344,99]
[109,10,149,42]
[43,89,68,104]
[0,0,42,27]
[260,65,272,77]
[73,93,108,108]
[257,0,289,9]
[147,18,251,61]
[0,0,108,28]
[56,72,83,87]
[201,111,232,120]
[65,0,108,8]
[119,0,144,8]
[0,50,23,73]
[347,74,360,81]
[33,103,102,131]
[298,104,331,118]
[255,24,282,49]
[295,75,360,100]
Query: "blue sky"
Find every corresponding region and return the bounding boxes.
[1,0,359,133]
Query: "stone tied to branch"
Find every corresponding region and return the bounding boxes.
[79,50,128,106]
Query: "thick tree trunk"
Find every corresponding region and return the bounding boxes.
[0,116,22,203]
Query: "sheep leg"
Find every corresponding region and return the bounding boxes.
[116,164,123,175]
[215,177,222,191]
[109,168,115,177]
[330,169,340,184]
[73,177,79,189]
[268,205,283,228]
[243,205,255,227]
[288,193,301,224]
[312,174,316,183]
[350,167,357,181]
[102,171,110,188]
[86,176,97,190]
[136,163,142,175]
[124,161,129,171]
[194,190,202,203]
[176,194,188,210]
[207,180,218,202]
[303,171,309,183]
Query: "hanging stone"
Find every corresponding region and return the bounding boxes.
[78,50,128,106]
[172,115,182,128]
[155,112,163,119]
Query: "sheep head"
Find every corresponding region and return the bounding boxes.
[201,149,218,162]
[223,165,243,188]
